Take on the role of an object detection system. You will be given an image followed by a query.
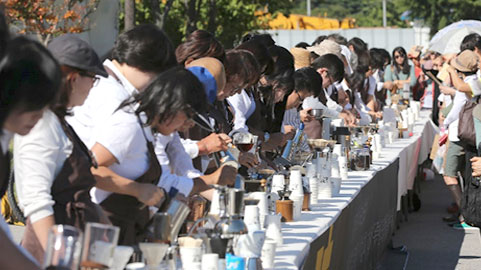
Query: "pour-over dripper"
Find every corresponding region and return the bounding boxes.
[110,246,134,270]
[138,242,169,266]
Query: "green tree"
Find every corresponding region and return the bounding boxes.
[399,0,481,35]
[119,0,292,48]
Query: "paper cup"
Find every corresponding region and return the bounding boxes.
[330,177,341,196]
[202,253,219,270]
[180,247,202,267]
[289,169,304,196]
[244,205,260,229]
[290,194,304,220]
[309,176,318,205]
[271,174,285,194]
[261,240,277,269]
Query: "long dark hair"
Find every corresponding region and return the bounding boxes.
[346,71,368,105]
[0,36,61,133]
[120,66,207,126]
[175,30,225,65]
[392,46,410,75]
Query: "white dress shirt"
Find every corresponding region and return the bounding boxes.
[91,107,154,203]
[154,132,199,196]
[444,75,476,142]
[1,132,39,264]
[227,89,256,133]
[67,59,136,149]
[14,110,72,223]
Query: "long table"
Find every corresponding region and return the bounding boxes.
[273,111,438,269]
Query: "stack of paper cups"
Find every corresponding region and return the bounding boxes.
[309,176,318,205]
[317,176,332,199]
[339,155,348,180]
[374,134,382,152]
[271,174,285,194]
[289,170,304,197]
[290,194,303,220]
[330,154,341,196]
[306,162,316,178]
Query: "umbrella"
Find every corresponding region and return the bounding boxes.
[428,20,481,54]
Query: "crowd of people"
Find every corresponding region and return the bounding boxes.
[1,6,481,268]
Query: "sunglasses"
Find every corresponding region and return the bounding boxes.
[394,54,405,59]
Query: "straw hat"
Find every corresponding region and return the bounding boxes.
[290,47,311,70]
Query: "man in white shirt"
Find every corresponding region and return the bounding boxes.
[304,54,355,138]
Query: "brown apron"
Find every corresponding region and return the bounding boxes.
[0,143,10,199]
[246,88,268,134]
[100,118,162,246]
[22,119,108,264]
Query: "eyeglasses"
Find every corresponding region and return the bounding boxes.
[394,54,404,59]
[79,72,100,86]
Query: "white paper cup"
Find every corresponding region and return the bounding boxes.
[290,194,304,220]
[180,247,202,268]
[271,174,285,193]
[289,169,303,196]
[244,205,260,228]
[309,176,318,205]
[330,177,341,196]
[317,177,332,199]
[202,253,219,270]
[339,156,348,180]
[261,240,277,269]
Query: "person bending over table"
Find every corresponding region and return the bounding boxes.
[15,35,110,264]
[90,67,207,245]
[0,35,61,269]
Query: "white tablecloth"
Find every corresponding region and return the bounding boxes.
[274,112,438,269]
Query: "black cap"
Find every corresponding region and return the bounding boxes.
[47,34,108,78]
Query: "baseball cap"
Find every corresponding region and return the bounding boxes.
[451,50,479,73]
[306,40,344,62]
[47,34,108,77]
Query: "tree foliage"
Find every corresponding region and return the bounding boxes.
[118,0,292,48]
[289,0,407,28]
[3,0,100,44]
[398,0,481,35]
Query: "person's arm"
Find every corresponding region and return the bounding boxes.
[91,143,165,206]
[409,65,417,87]
[448,66,472,93]
[384,64,393,83]
[13,112,65,250]
[0,228,40,269]
[443,92,466,128]
[227,90,251,133]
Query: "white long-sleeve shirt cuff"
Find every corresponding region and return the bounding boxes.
[159,165,194,196]
[26,203,55,223]
[180,138,200,159]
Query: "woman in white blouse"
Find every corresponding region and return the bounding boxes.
[14,35,109,264]
[90,66,208,245]
[0,34,62,269]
